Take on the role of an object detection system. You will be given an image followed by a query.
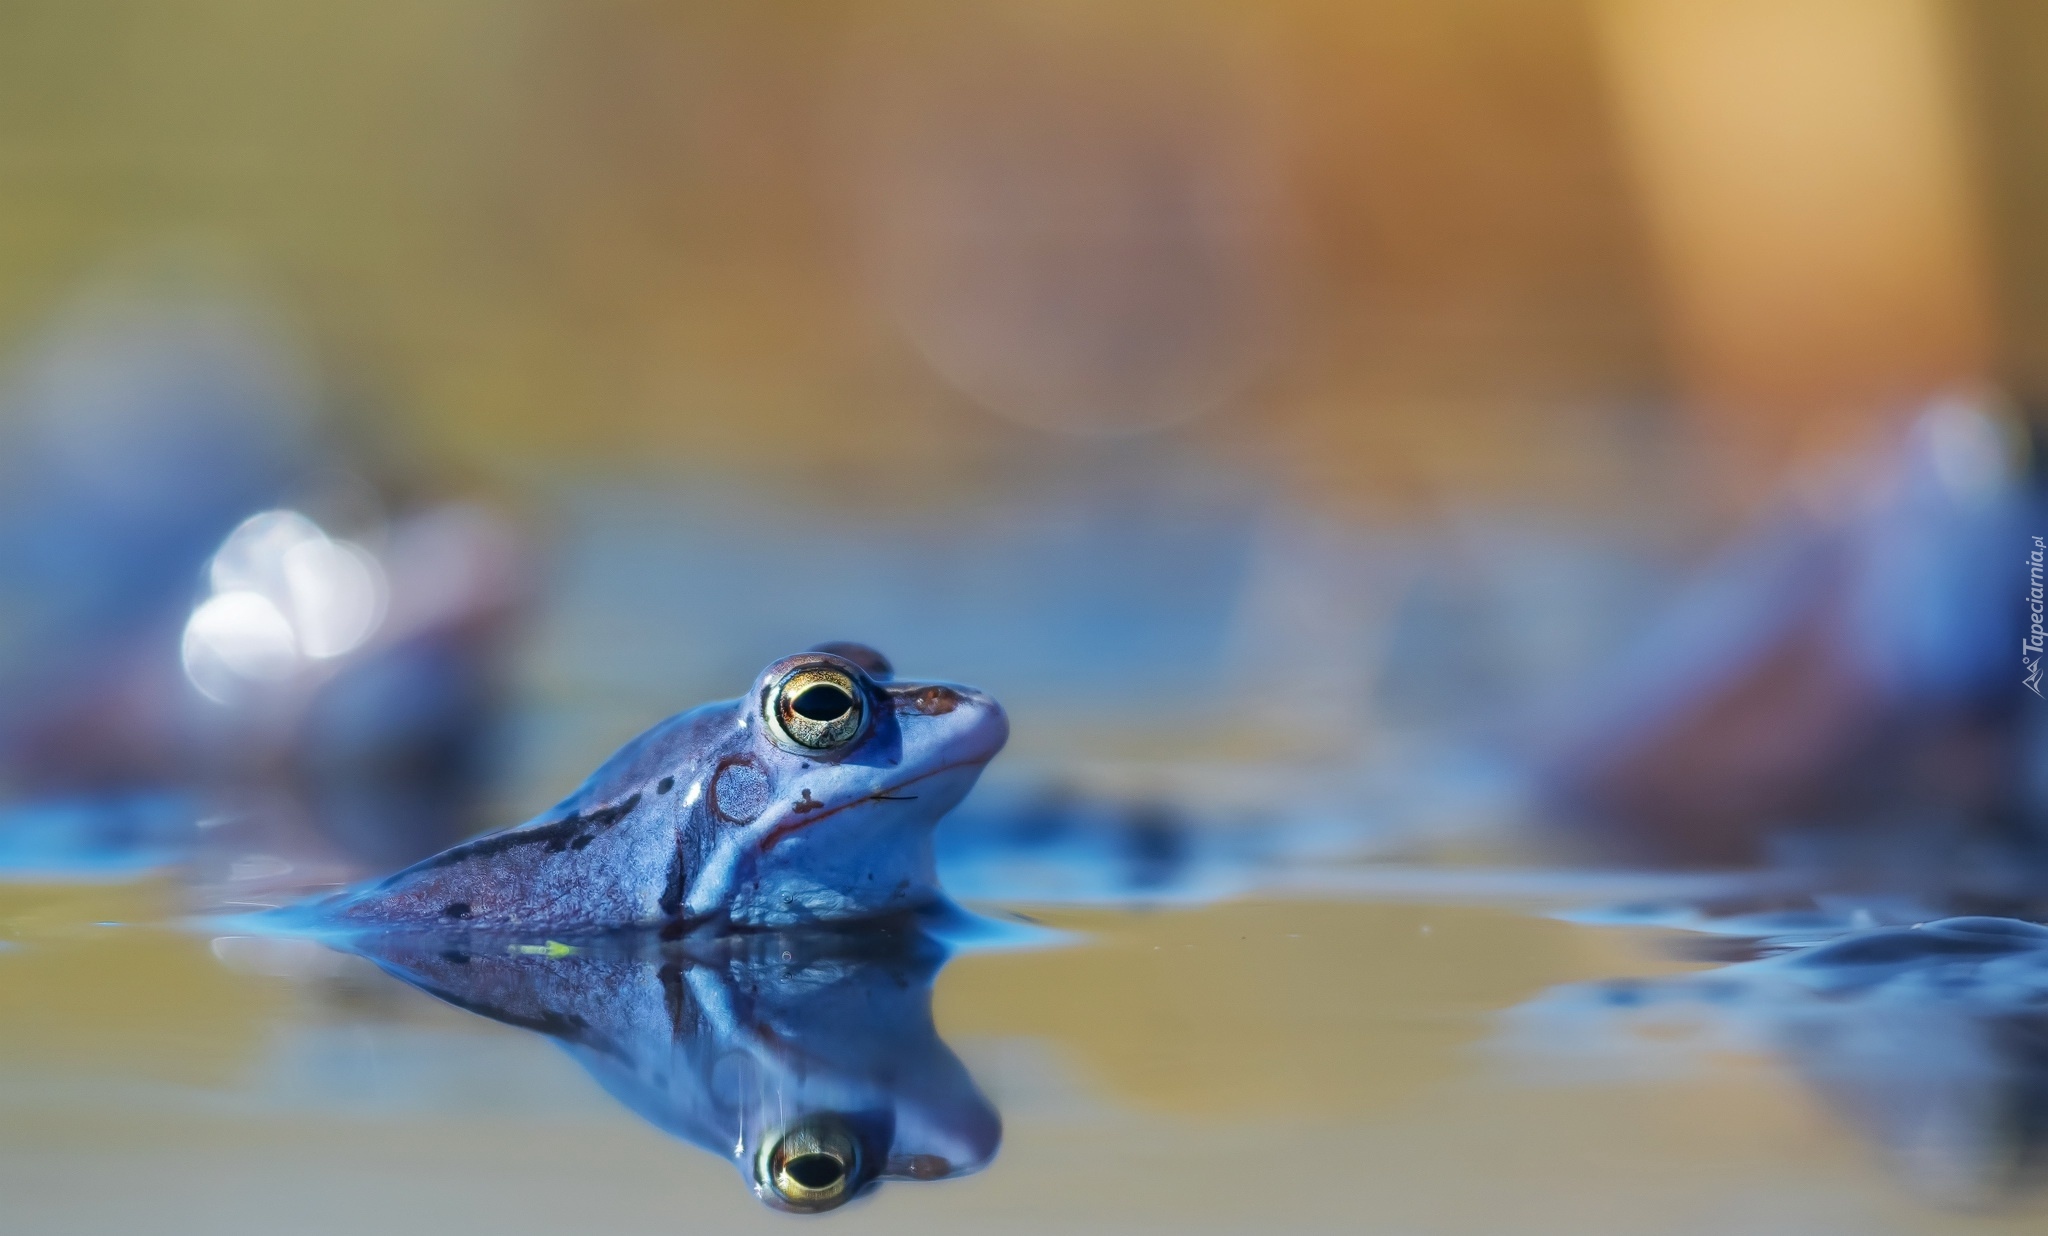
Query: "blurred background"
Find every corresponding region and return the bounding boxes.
[1,0,2046,882]
[9,4,2048,1232]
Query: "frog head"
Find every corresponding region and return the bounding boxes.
[679,644,1009,929]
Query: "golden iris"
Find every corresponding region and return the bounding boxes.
[768,664,866,750]
[758,1116,861,1211]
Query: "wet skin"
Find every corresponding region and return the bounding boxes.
[312,645,1008,932]
[347,921,1000,1212]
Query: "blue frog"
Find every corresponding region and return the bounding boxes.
[312,644,1007,932]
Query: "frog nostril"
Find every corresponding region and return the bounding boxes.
[791,683,853,721]
[892,685,960,716]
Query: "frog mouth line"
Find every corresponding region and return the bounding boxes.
[755,756,988,853]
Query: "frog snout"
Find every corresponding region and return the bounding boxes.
[888,681,1007,762]
[953,689,1008,763]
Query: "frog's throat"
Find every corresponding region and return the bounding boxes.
[755,755,990,852]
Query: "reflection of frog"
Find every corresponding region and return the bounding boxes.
[348,922,1000,1212]
[313,644,1007,932]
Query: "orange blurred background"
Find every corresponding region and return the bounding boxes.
[4,0,2040,515]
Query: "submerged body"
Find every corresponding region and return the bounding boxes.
[313,645,1007,932]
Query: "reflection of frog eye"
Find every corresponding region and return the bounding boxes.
[758,1115,862,1212]
[768,664,867,750]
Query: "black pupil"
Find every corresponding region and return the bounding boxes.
[791,683,853,722]
[785,1153,845,1190]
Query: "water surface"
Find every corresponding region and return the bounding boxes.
[7,878,2046,1234]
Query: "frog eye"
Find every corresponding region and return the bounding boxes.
[758,1116,861,1211]
[767,663,867,750]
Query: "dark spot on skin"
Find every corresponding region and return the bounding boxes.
[892,684,959,716]
[401,820,578,873]
[544,836,569,853]
[583,793,641,830]
[569,834,593,850]
[402,794,641,875]
[657,776,674,794]
[440,949,471,965]
[792,788,824,814]
[658,844,687,918]
[442,902,472,920]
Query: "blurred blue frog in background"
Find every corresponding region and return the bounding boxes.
[0,283,531,887]
[1543,397,2048,873]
